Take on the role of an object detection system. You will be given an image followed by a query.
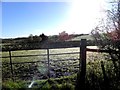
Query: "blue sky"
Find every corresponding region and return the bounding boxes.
[2,0,109,38]
[2,2,71,38]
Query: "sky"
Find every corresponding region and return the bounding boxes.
[2,0,110,38]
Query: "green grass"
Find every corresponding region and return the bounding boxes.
[2,60,120,90]
[2,47,120,89]
[2,47,79,63]
[2,48,80,81]
[69,35,94,41]
[2,47,108,81]
[2,74,76,90]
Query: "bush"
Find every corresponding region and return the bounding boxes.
[2,80,26,90]
[60,83,74,90]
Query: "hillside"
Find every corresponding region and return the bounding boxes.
[67,34,94,41]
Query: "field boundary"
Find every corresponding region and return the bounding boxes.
[2,39,111,82]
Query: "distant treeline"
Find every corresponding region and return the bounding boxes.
[2,33,89,44]
[2,33,48,44]
[1,33,95,50]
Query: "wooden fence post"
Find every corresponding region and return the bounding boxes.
[75,39,87,90]
[80,39,87,72]
[9,50,14,81]
[47,49,50,78]
[101,61,109,89]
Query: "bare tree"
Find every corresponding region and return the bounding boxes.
[91,0,120,77]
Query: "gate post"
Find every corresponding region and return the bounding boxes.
[47,49,50,78]
[80,39,87,81]
[75,39,87,90]
[9,50,14,81]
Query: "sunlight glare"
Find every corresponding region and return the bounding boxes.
[52,0,106,35]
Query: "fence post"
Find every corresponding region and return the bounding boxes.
[101,61,109,89]
[47,49,50,78]
[9,50,14,81]
[75,39,87,90]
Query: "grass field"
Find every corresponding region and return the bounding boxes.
[2,47,80,62]
[2,46,99,62]
[2,47,80,81]
[2,46,108,81]
[69,35,94,41]
[2,46,120,89]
